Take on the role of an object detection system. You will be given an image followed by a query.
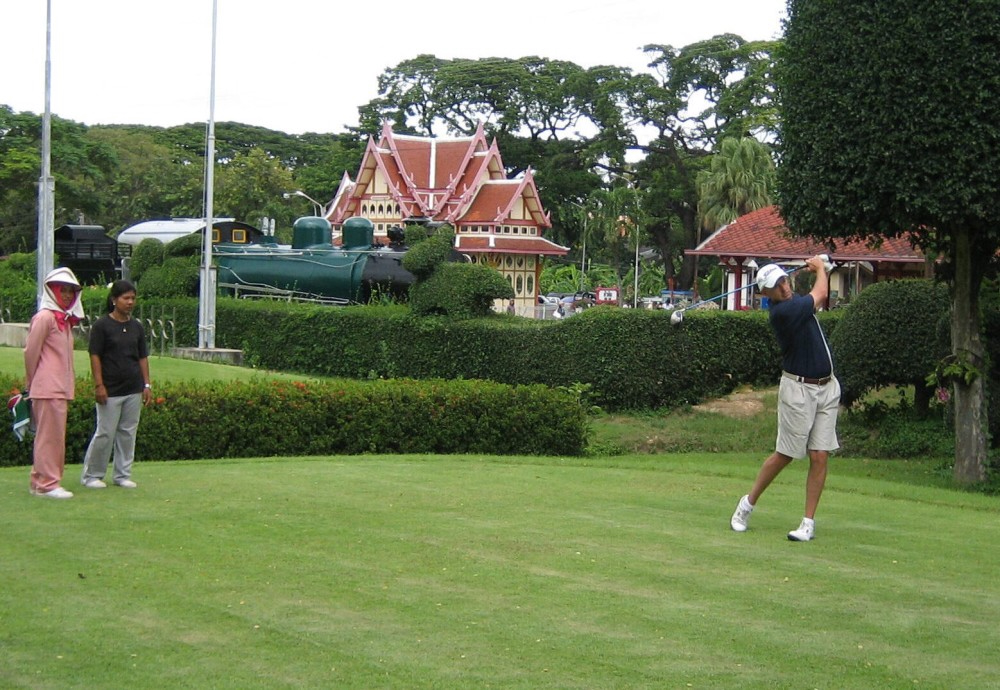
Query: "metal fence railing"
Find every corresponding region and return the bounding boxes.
[79,306,176,357]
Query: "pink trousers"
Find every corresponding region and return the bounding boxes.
[30,398,69,493]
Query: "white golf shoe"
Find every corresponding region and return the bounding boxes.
[730,495,753,532]
[788,518,815,542]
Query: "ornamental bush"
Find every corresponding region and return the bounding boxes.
[830,279,950,410]
[0,375,588,466]
[128,238,166,283]
[137,255,200,298]
[403,226,514,317]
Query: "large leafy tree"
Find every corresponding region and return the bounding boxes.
[357,56,628,246]
[778,0,1000,484]
[585,184,645,294]
[104,122,364,215]
[82,123,363,230]
[83,127,199,232]
[697,136,775,232]
[630,35,780,289]
[358,47,779,290]
[0,107,116,253]
[214,147,296,228]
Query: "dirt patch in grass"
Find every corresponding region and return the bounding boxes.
[692,387,767,419]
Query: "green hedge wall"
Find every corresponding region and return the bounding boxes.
[0,376,588,467]
[211,302,825,410]
[3,284,833,411]
[13,279,1000,420]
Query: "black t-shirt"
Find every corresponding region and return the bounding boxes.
[89,315,149,397]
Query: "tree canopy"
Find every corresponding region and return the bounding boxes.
[359,41,780,290]
[778,0,1000,484]
[2,34,780,297]
[0,113,361,252]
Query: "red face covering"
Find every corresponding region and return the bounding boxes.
[54,288,76,311]
[48,283,82,331]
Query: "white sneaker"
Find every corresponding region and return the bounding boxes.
[83,478,107,489]
[34,486,74,499]
[115,479,137,489]
[788,518,815,542]
[731,495,753,532]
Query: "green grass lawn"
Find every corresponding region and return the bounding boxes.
[2,455,998,689]
[3,347,995,688]
[0,346,320,387]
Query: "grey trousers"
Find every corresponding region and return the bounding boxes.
[81,393,142,484]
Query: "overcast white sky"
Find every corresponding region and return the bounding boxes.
[1,0,787,135]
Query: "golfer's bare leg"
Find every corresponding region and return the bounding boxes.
[748,451,793,505]
[804,449,828,519]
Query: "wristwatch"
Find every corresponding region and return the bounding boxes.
[144,383,152,390]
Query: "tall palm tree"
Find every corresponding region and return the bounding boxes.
[697,137,776,234]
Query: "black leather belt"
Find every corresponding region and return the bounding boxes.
[782,371,832,385]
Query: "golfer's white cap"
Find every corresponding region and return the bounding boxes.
[756,264,787,291]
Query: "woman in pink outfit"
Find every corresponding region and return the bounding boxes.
[24,267,84,499]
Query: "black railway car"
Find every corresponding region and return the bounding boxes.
[54,224,119,284]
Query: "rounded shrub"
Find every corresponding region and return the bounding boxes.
[138,256,200,298]
[830,278,949,409]
[164,232,204,258]
[129,238,166,282]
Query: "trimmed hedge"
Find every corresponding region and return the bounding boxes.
[0,376,588,466]
[8,278,997,421]
[1,285,832,411]
[209,302,825,410]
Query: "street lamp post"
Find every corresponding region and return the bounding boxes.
[629,182,641,309]
[633,227,640,309]
[284,190,326,217]
[568,201,590,293]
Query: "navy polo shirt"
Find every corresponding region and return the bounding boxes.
[768,294,833,379]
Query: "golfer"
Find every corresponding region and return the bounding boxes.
[730,255,840,541]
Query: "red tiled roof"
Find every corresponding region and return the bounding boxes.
[454,234,568,256]
[461,182,521,223]
[327,122,553,238]
[688,206,925,263]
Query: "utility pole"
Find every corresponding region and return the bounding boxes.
[197,0,219,349]
[36,0,54,307]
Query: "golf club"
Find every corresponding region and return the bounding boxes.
[669,255,834,325]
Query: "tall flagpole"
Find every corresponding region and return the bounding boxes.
[36,0,55,307]
[198,0,218,349]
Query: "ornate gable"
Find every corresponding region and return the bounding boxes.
[326,122,567,316]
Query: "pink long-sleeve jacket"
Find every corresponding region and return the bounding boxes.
[24,310,76,400]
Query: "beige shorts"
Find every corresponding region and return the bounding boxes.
[775,375,841,459]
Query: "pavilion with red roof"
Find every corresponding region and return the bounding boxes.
[686,206,928,309]
[326,122,568,315]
